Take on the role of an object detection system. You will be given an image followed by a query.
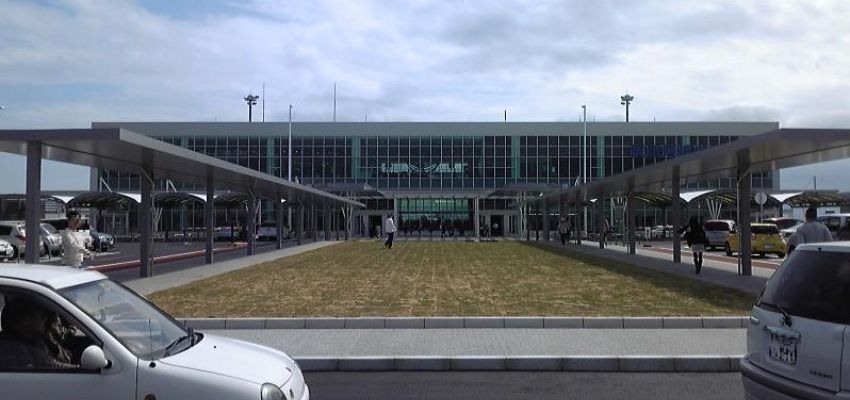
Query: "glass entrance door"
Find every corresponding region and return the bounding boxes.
[397,198,473,236]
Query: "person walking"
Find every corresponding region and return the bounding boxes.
[787,206,832,253]
[557,217,570,246]
[601,218,610,246]
[384,214,397,249]
[682,216,708,274]
[61,210,91,268]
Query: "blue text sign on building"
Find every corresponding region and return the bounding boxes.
[629,144,710,158]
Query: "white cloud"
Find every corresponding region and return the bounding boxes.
[0,0,849,190]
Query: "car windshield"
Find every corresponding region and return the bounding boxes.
[59,280,189,360]
[773,219,802,230]
[758,249,850,325]
[704,221,730,231]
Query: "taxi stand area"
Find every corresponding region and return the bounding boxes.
[0,128,363,278]
[527,128,850,276]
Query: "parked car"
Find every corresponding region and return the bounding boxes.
[703,220,736,250]
[0,265,310,399]
[213,226,240,241]
[257,222,278,241]
[89,230,115,252]
[725,223,787,258]
[816,213,850,241]
[763,217,804,231]
[741,242,850,399]
[0,239,13,261]
[40,223,63,256]
[42,218,93,251]
[0,221,46,259]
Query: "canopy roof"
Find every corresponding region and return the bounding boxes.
[0,128,363,208]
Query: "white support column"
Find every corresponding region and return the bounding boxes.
[671,166,682,263]
[474,198,480,240]
[247,193,257,256]
[627,179,636,255]
[138,159,154,277]
[737,151,753,276]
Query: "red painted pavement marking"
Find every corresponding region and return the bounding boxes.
[88,244,248,273]
[642,246,780,270]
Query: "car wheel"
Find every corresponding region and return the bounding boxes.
[777,252,785,258]
[724,242,733,256]
[759,252,766,258]
[42,243,49,257]
[10,246,18,259]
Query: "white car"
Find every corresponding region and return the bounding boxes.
[0,239,13,261]
[0,265,309,400]
[741,242,850,399]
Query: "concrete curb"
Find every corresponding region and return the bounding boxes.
[184,316,747,330]
[293,355,744,372]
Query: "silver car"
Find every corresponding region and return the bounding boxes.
[703,219,735,251]
[741,242,850,399]
[40,223,62,256]
[0,239,13,261]
[0,220,46,259]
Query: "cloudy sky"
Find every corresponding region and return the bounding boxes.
[1,0,849,192]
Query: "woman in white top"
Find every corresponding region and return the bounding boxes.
[61,210,91,268]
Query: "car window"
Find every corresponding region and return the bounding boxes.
[40,224,58,235]
[752,225,779,235]
[0,226,10,236]
[704,221,730,231]
[60,280,188,360]
[0,287,96,372]
[758,250,850,325]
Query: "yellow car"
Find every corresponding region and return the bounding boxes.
[724,223,787,258]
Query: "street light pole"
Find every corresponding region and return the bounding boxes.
[244,94,259,122]
[620,93,634,122]
[582,105,588,236]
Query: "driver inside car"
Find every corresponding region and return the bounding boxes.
[0,297,79,369]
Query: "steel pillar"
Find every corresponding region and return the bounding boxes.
[627,179,636,255]
[139,160,154,277]
[737,151,753,276]
[205,176,214,264]
[311,204,318,242]
[474,198,480,240]
[597,198,605,249]
[671,166,682,263]
[247,193,257,256]
[576,201,583,245]
[324,206,331,241]
[542,202,550,241]
[24,141,42,264]
[276,200,284,250]
[296,203,304,245]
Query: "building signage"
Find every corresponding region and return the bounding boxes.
[628,144,709,158]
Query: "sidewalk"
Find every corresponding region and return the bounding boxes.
[509,237,770,295]
[124,240,342,295]
[210,327,745,372]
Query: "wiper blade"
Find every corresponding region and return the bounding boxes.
[758,301,793,326]
[162,334,192,357]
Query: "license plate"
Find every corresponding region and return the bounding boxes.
[764,244,773,249]
[767,328,799,365]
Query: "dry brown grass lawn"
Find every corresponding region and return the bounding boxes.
[148,241,756,317]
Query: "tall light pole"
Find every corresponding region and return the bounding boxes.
[582,105,588,236]
[288,105,293,182]
[620,93,634,122]
[244,94,259,122]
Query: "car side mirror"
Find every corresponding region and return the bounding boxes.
[80,345,110,370]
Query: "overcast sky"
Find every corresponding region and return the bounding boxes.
[1,0,849,192]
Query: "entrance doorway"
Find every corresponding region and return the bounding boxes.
[490,215,504,236]
[369,215,382,238]
[397,198,473,236]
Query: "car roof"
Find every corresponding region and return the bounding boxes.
[796,241,850,253]
[751,223,777,227]
[0,264,106,290]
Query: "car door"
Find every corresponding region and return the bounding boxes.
[0,282,137,400]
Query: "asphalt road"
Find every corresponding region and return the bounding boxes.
[304,372,744,400]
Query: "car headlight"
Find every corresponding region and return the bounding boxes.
[261,383,284,400]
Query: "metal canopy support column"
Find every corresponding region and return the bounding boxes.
[627,178,636,255]
[738,151,753,276]
[335,207,340,241]
[474,198,480,240]
[276,200,284,250]
[247,192,257,256]
[597,198,605,249]
[139,157,154,278]
[24,141,42,264]
[576,200,583,245]
[205,175,214,264]
[671,166,682,263]
[324,206,331,241]
[296,203,304,245]
[542,202,550,241]
[311,203,318,242]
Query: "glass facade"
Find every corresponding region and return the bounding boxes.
[103,133,770,191]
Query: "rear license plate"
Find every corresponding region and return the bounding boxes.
[767,328,799,365]
[764,244,773,249]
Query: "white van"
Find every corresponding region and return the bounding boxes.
[0,265,309,400]
[741,242,850,399]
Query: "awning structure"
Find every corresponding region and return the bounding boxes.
[768,191,845,207]
[486,182,560,199]
[66,192,140,209]
[153,192,206,208]
[315,182,388,199]
[0,128,363,275]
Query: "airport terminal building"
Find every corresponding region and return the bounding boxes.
[91,121,779,236]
